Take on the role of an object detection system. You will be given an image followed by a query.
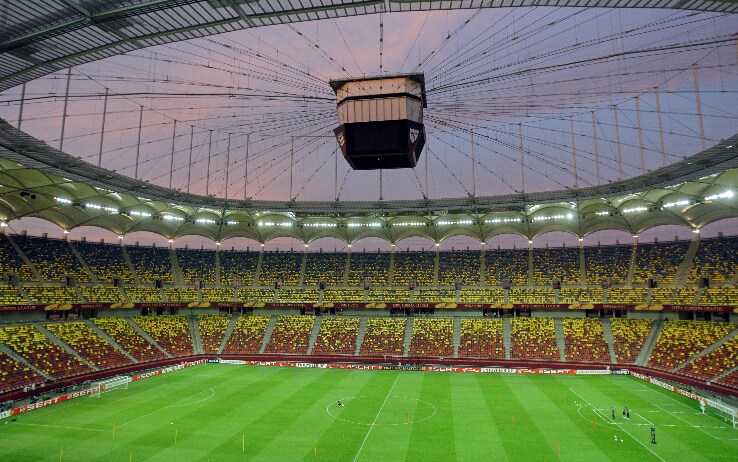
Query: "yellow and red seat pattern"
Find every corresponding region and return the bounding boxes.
[681,335,738,380]
[458,318,504,359]
[91,317,166,362]
[648,321,735,371]
[263,315,315,354]
[510,317,559,361]
[0,351,45,393]
[562,318,610,363]
[221,315,270,355]
[609,318,653,364]
[0,325,91,379]
[45,322,132,370]
[311,317,360,356]
[198,314,230,353]
[359,317,405,356]
[133,315,193,357]
[408,318,454,357]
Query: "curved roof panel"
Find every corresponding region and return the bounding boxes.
[1,0,737,92]
[1,118,737,242]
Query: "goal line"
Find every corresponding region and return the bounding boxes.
[90,375,131,398]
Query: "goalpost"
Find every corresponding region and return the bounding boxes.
[703,398,738,429]
[90,375,131,398]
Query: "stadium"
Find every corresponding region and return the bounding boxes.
[0,0,737,460]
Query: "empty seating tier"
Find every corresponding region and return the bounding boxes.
[322,289,364,303]
[633,241,689,284]
[584,244,631,285]
[311,317,360,356]
[0,351,45,394]
[682,335,738,380]
[648,321,735,371]
[348,252,390,286]
[0,325,91,379]
[260,252,303,286]
[25,285,80,304]
[164,287,199,302]
[303,253,346,286]
[367,289,409,303]
[458,318,504,359]
[0,287,26,305]
[91,317,166,362]
[699,288,738,306]
[238,288,274,302]
[133,315,193,357]
[197,314,230,353]
[264,315,315,354]
[458,288,503,303]
[532,247,580,285]
[125,287,162,303]
[126,246,173,284]
[438,250,480,286]
[510,317,559,361]
[510,288,554,304]
[75,240,135,284]
[359,317,406,356]
[413,289,456,303]
[606,288,647,304]
[609,318,653,364]
[0,235,35,281]
[220,250,259,287]
[393,251,435,286]
[45,322,132,369]
[13,235,89,283]
[689,237,738,283]
[221,315,270,354]
[201,288,234,302]
[409,318,454,357]
[486,249,528,286]
[276,288,319,303]
[80,286,124,303]
[562,318,610,363]
[177,248,217,285]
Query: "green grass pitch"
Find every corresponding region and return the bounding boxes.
[1,365,736,461]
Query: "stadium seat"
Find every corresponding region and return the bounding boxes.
[458,288,503,303]
[648,320,735,371]
[197,314,230,353]
[510,317,559,361]
[486,249,528,286]
[24,285,80,304]
[532,247,580,285]
[260,252,303,286]
[609,318,653,364]
[393,251,435,286]
[124,287,163,303]
[303,252,347,286]
[264,315,315,354]
[91,317,167,362]
[359,317,406,356]
[0,325,91,379]
[75,240,135,284]
[276,288,319,303]
[164,287,200,302]
[682,335,738,380]
[562,318,611,363]
[45,322,132,369]
[408,318,454,357]
[583,244,631,285]
[689,237,738,283]
[133,315,193,357]
[311,317,360,355]
[80,286,124,303]
[125,245,173,284]
[0,234,36,281]
[220,250,259,287]
[201,288,234,302]
[13,235,90,283]
[177,248,218,285]
[633,241,689,284]
[438,250,481,286]
[458,318,504,359]
[0,351,46,394]
[347,252,390,286]
[221,315,270,354]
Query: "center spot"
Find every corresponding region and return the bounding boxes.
[327,395,437,426]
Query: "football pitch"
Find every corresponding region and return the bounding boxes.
[1,365,736,461]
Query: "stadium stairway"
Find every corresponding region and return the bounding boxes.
[527,246,534,287]
[120,246,142,285]
[5,234,42,282]
[452,317,461,358]
[502,317,512,360]
[306,317,323,354]
[388,252,395,286]
[214,250,221,286]
[579,244,586,285]
[258,315,277,354]
[189,316,203,354]
[217,315,239,354]
[252,251,263,286]
[432,250,440,285]
[479,246,486,285]
[600,318,618,364]
[354,317,367,356]
[342,252,351,286]
[402,318,413,357]
[626,242,637,285]
[674,326,738,373]
[298,251,307,286]
[125,319,172,358]
[554,318,566,362]
[713,364,738,383]
[85,320,138,363]
[636,318,664,366]
[673,237,700,285]
[169,248,184,285]
[34,323,99,371]
[68,241,98,284]
[0,343,53,381]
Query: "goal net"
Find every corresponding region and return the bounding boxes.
[703,398,737,429]
[90,375,131,398]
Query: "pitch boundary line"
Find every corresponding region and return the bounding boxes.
[12,422,105,432]
[352,373,401,462]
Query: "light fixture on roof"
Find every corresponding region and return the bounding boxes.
[435,243,440,247]
[118,235,123,240]
[633,235,639,239]
[528,240,533,244]
[168,239,174,243]
[480,242,485,245]
[304,243,309,247]
[578,238,584,242]
[0,221,6,227]
[216,241,221,246]
[693,229,700,234]
[63,230,69,234]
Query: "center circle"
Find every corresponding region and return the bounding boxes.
[326,395,437,426]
